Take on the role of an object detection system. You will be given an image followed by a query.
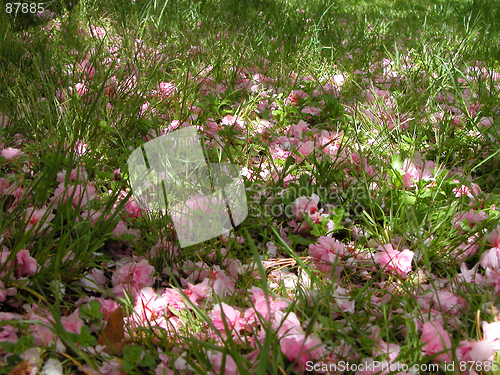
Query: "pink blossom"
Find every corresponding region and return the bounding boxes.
[73,83,87,97]
[29,312,58,348]
[247,286,289,319]
[105,77,118,98]
[205,118,221,135]
[112,221,131,237]
[364,87,391,102]
[469,340,496,361]
[111,259,155,298]
[167,120,190,132]
[0,147,24,161]
[0,280,17,302]
[452,180,481,200]
[479,247,500,268]
[61,310,84,334]
[211,267,235,298]
[349,152,375,177]
[280,333,326,372]
[25,207,55,231]
[184,278,210,305]
[254,118,273,135]
[124,198,142,218]
[368,326,401,362]
[295,140,315,161]
[56,167,88,183]
[209,303,243,334]
[0,322,18,343]
[89,25,106,38]
[427,290,467,314]
[15,249,38,277]
[453,209,488,231]
[150,237,179,258]
[269,144,289,161]
[157,81,177,98]
[155,363,175,375]
[161,288,187,312]
[292,194,320,220]
[290,120,308,138]
[209,352,238,375]
[401,159,428,187]
[0,312,22,341]
[333,285,355,313]
[273,311,303,339]
[452,238,479,261]
[74,140,88,156]
[80,268,108,291]
[301,106,321,116]
[485,267,500,293]
[0,177,10,194]
[487,226,500,247]
[131,287,169,329]
[0,113,9,128]
[96,298,119,320]
[315,130,343,156]
[285,90,308,106]
[421,321,453,363]
[0,251,14,278]
[483,321,500,346]
[457,263,484,285]
[478,117,493,129]
[95,358,124,375]
[309,236,347,263]
[206,351,238,375]
[51,182,96,208]
[140,101,156,117]
[373,244,414,278]
[221,114,246,130]
[421,160,436,180]
[322,75,343,95]
[456,338,498,371]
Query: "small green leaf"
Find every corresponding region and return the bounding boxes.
[6,353,22,367]
[77,326,97,347]
[311,225,323,237]
[391,154,403,171]
[122,361,136,373]
[289,233,314,246]
[89,299,102,313]
[406,195,416,205]
[140,353,156,370]
[80,300,104,320]
[95,170,116,180]
[0,341,15,353]
[123,345,143,363]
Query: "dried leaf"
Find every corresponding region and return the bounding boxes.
[7,361,34,375]
[97,306,126,354]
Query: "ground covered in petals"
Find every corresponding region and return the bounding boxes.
[1,0,500,374]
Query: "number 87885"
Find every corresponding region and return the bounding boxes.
[5,3,45,14]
